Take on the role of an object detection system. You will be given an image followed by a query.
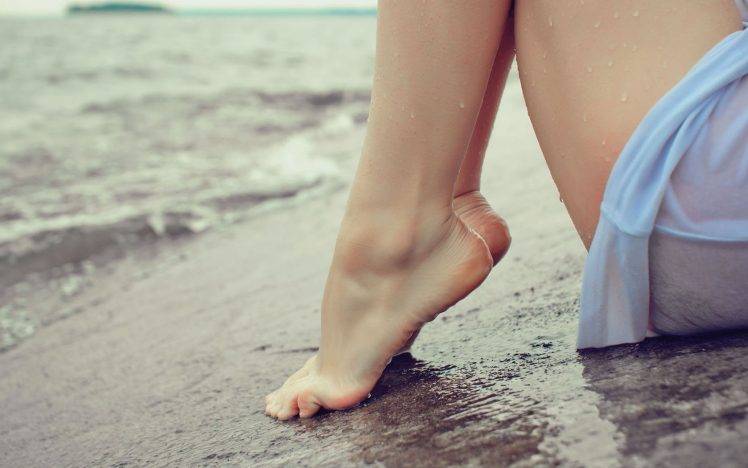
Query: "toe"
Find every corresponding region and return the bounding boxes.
[269,397,283,418]
[264,397,273,415]
[276,393,300,420]
[276,406,299,420]
[298,391,321,419]
[264,396,273,416]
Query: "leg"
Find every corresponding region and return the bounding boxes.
[454,16,516,265]
[514,0,741,248]
[397,19,516,357]
[265,0,512,420]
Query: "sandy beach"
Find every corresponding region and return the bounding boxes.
[2,81,748,467]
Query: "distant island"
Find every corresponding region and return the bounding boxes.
[66,3,377,16]
[67,2,172,14]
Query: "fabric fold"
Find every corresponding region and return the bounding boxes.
[577,22,748,349]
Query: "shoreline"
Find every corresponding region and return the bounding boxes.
[0,176,346,353]
[2,89,747,465]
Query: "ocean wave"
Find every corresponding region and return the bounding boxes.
[81,87,371,115]
[255,89,371,108]
[0,187,315,288]
[0,14,375,352]
[0,125,346,288]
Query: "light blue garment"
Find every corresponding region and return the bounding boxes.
[577,19,748,349]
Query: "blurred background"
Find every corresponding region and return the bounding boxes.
[0,0,379,350]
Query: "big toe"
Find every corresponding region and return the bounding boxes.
[275,398,300,420]
[265,394,280,417]
[269,385,300,420]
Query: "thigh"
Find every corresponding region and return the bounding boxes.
[514,0,742,248]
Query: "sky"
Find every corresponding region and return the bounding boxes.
[0,0,377,15]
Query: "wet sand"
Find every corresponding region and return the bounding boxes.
[2,92,748,467]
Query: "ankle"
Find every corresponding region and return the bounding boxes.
[335,205,457,272]
[453,190,491,215]
[453,184,481,199]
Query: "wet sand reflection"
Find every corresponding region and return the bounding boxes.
[580,330,748,466]
[296,354,550,466]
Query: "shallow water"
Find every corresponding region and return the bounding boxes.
[2,13,747,467]
[0,16,375,281]
[0,15,381,348]
[2,189,746,467]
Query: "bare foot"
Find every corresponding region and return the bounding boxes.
[453,190,511,265]
[265,212,493,419]
[393,191,510,356]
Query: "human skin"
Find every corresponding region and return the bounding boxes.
[453,17,516,265]
[266,0,513,420]
[514,0,741,247]
[265,0,742,420]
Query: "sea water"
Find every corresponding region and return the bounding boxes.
[0,13,377,348]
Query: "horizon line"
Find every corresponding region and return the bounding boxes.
[0,6,378,17]
[180,7,376,16]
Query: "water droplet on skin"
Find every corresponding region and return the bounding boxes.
[582,113,588,122]
[548,16,553,26]
[594,21,601,28]
[633,9,640,17]
[410,111,415,119]
[632,44,638,52]
[607,60,614,67]
[602,138,607,146]
[620,92,628,102]
[459,101,465,109]
[586,66,593,73]
[543,67,547,74]
[613,11,620,19]
[542,51,548,59]
[559,194,564,203]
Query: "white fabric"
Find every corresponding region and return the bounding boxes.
[577,16,748,349]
